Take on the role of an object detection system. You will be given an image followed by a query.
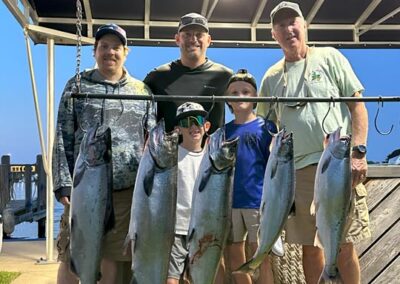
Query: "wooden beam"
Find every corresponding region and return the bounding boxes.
[367,165,400,178]
[359,220,400,283]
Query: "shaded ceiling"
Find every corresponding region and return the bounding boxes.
[4,0,400,47]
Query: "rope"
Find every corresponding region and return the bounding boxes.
[75,0,83,93]
[271,231,306,283]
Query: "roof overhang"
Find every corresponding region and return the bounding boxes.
[4,0,400,48]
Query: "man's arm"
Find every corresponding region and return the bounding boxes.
[346,91,368,188]
[52,82,75,205]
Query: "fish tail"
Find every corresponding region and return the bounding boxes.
[320,267,342,284]
[235,256,263,274]
[130,274,139,284]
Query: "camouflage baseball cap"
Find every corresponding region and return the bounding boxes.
[175,102,208,122]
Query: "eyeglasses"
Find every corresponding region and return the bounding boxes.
[178,116,206,128]
[282,58,309,109]
[180,16,208,27]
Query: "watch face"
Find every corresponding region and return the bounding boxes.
[354,145,367,154]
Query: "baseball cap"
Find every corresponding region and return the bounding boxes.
[95,24,127,46]
[270,1,303,24]
[175,102,208,122]
[178,13,209,33]
[227,69,257,91]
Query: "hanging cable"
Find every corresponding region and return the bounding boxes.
[75,0,83,94]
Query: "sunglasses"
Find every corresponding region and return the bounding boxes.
[180,16,207,27]
[178,116,206,128]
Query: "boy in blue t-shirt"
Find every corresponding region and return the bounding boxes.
[225,69,277,284]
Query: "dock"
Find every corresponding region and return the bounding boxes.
[0,240,58,284]
[0,155,47,239]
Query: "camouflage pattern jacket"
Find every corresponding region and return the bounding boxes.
[52,68,156,201]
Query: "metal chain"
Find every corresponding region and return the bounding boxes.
[75,0,83,93]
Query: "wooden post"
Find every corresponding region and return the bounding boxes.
[0,155,11,213]
[24,164,32,211]
[36,155,47,238]
[36,155,46,210]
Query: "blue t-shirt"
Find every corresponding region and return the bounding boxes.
[225,117,276,208]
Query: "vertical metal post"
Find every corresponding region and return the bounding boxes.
[0,156,11,212]
[46,38,55,261]
[24,166,32,210]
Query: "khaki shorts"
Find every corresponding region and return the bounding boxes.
[285,165,371,245]
[229,208,260,243]
[56,188,133,263]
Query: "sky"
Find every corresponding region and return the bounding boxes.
[0,3,399,165]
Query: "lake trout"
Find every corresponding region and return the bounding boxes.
[311,127,352,283]
[186,127,239,284]
[70,125,114,284]
[238,128,295,273]
[128,119,179,284]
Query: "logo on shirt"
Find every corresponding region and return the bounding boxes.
[309,68,323,83]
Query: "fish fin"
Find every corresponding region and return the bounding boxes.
[310,200,316,216]
[320,155,332,174]
[104,190,115,234]
[69,258,79,277]
[199,167,212,193]
[289,202,296,217]
[313,231,324,249]
[320,267,342,284]
[143,168,155,196]
[130,275,139,284]
[260,201,265,214]
[97,271,102,281]
[72,165,85,188]
[270,160,278,179]
[132,233,137,253]
[236,256,261,274]
[122,233,131,256]
[188,228,195,243]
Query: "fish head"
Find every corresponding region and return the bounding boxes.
[148,119,179,169]
[325,127,351,159]
[273,128,294,161]
[81,125,112,167]
[208,127,239,171]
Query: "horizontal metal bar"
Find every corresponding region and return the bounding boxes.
[70,93,400,103]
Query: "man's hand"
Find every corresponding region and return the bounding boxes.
[59,196,70,206]
[351,154,368,188]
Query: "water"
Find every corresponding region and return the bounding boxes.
[8,182,63,240]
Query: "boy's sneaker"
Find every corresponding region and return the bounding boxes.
[271,236,284,257]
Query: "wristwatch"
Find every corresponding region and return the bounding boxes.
[352,144,367,155]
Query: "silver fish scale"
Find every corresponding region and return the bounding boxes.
[70,126,113,284]
[128,120,179,284]
[239,128,295,273]
[187,128,238,284]
[313,127,352,281]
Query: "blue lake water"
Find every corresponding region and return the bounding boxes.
[8,183,63,240]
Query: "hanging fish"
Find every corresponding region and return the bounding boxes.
[128,119,179,284]
[311,127,353,283]
[186,127,239,284]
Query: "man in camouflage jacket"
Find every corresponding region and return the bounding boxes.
[52,24,156,284]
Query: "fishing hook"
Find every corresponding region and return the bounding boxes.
[374,98,394,135]
[321,96,335,135]
[264,97,279,136]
